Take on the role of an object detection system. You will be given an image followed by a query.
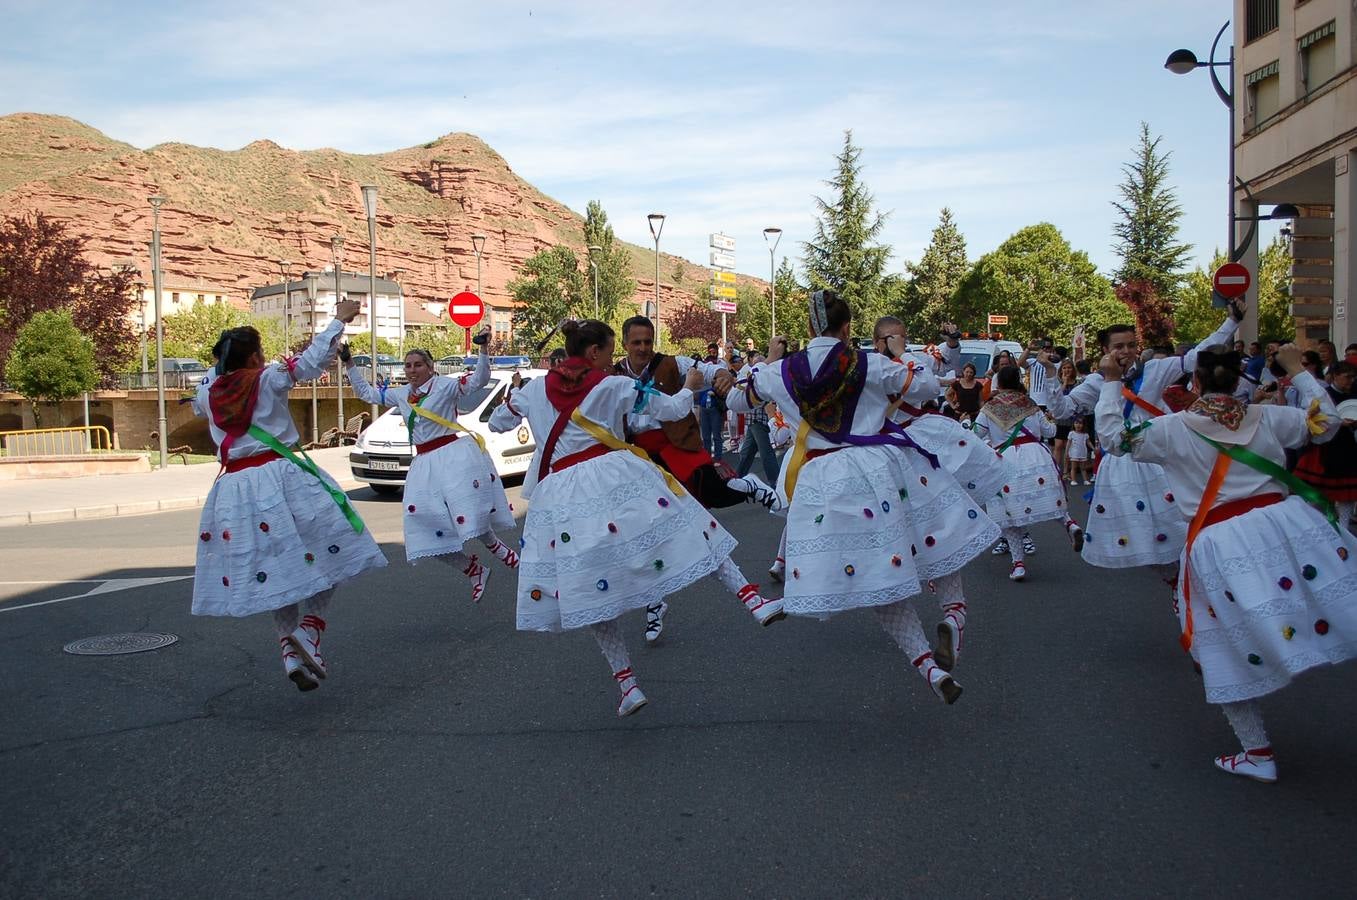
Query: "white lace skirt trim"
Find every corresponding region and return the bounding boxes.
[1081,453,1186,568]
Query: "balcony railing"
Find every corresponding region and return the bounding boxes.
[1246,0,1279,42]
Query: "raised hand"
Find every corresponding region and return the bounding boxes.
[712,367,735,394]
[334,298,361,323]
[1099,353,1123,382]
[1275,343,1303,376]
[683,365,705,392]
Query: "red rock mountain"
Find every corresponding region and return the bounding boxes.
[0,112,761,323]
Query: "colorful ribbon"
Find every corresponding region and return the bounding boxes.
[245,425,365,534]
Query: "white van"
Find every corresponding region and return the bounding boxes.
[348,368,544,494]
[906,339,1024,376]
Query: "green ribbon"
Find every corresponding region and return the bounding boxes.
[245,425,366,534]
[1189,430,1339,532]
[995,422,1024,454]
[1118,420,1153,453]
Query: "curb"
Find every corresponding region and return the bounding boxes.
[0,478,363,528]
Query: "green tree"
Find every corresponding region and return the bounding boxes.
[953,223,1125,345]
[6,309,97,427]
[802,130,893,324]
[897,208,969,337]
[160,300,286,364]
[1112,122,1192,299]
[403,325,462,360]
[1174,237,1294,344]
[508,245,588,348]
[0,213,137,386]
[582,201,636,323]
[344,332,402,357]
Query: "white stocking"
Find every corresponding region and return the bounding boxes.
[714,558,751,595]
[933,573,966,630]
[1002,527,1025,563]
[303,588,333,618]
[590,619,636,691]
[272,604,300,639]
[872,600,932,662]
[1221,700,1270,753]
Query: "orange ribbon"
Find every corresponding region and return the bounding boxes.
[1121,386,1165,419]
[1179,453,1232,652]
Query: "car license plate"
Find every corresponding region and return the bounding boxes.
[368,459,400,471]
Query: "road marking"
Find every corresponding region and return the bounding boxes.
[0,576,192,613]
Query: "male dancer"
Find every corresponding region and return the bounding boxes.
[615,316,784,642]
[1044,300,1244,596]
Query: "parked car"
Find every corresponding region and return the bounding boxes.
[434,355,465,375]
[349,367,545,494]
[906,338,1023,377]
[348,354,405,385]
[162,357,210,389]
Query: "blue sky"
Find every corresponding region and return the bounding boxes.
[3,0,1278,281]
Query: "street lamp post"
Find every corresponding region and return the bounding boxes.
[763,227,782,339]
[647,213,665,348]
[331,234,346,430]
[362,185,380,423]
[471,233,486,351]
[276,258,292,351]
[136,279,148,378]
[587,244,602,318]
[306,274,319,444]
[148,195,168,470]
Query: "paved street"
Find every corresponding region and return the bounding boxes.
[2,486,1356,897]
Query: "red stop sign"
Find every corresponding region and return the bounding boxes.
[1213,262,1251,299]
[448,291,484,328]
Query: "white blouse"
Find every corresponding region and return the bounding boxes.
[725,337,940,450]
[207,318,345,460]
[1095,371,1338,519]
[489,373,695,498]
[347,352,490,444]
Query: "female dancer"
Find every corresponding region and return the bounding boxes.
[488,320,748,717]
[345,326,517,602]
[1295,360,1357,530]
[1096,345,1354,782]
[971,365,1071,582]
[722,291,963,703]
[193,300,387,691]
[871,316,1002,672]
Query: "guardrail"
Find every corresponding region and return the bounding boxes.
[0,425,114,456]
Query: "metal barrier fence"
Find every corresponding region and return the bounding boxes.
[0,426,114,456]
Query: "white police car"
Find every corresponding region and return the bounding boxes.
[349,368,544,494]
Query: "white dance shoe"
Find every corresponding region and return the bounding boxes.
[281,639,319,692]
[288,615,327,679]
[768,557,786,583]
[1214,750,1278,783]
[644,601,669,644]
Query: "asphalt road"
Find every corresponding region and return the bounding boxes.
[2,485,1355,898]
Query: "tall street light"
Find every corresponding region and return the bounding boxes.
[276,258,292,351]
[135,278,148,378]
[148,195,168,470]
[362,185,380,423]
[647,213,665,349]
[471,233,486,350]
[331,234,346,430]
[763,227,782,338]
[306,273,319,444]
[587,245,602,317]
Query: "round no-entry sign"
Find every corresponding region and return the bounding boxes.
[1212,262,1251,299]
[449,291,484,327]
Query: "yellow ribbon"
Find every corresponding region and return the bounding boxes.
[567,408,688,498]
[1306,397,1331,437]
[780,418,814,503]
[411,405,488,452]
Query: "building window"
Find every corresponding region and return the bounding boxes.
[1245,0,1278,42]
[1245,60,1280,129]
[1300,21,1337,93]
[171,292,180,304]
[493,312,510,335]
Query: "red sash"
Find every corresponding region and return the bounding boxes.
[632,429,712,483]
[415,433,459,455]
[223,449,283,474]
[550,443,614,473]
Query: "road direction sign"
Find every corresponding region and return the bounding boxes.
[709,233,736,252]
[710,285,737,299]
[1213,262,1251,299]
[449,291,484,327]
[713,271,737,284]
[988,314,1009,325]
[709,250,736,269]
[711,299,737,314]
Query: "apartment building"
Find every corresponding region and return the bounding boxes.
[251,270,405,350]
[1234,0,1356,345]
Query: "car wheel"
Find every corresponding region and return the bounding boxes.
[370,483,402,496]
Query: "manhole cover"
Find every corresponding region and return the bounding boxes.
[63,633,179,656]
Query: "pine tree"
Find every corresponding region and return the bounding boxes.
[581,201,635,323]
[898,208,968,337]
[802,131,893,324]
[1111,123,1193,298]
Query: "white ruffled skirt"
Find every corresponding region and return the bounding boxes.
[984,441,1068,529]
[1081,453,1185,567]
[888,446,1001,580]
[904,415,1007,504]
[403,437,515,562]
[1180,496,1357,704]
[778,445,923,617]
[516,451,736,632]
[192,458,387,617]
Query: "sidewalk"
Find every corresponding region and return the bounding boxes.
[0,448,360,528]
